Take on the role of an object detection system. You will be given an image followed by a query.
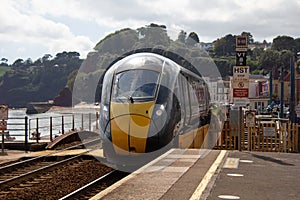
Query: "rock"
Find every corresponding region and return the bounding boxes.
[53,87,73,107]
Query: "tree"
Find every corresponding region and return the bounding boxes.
[177,30,186,44]
[278,50,294,70]
[186,32,200,46]
[24,58,33,66]
[272,35,295,52]
[12,58,24,67]
[241,31,254,44]
[95,28,139,54]
[259,49,280,70]
[42,54,52,62]
[213,34,235,56]
[136,23,170,48]
[0,58,8,66]
[295,38,300,53]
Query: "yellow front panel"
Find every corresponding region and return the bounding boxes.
[110,101,155,153]
[110,103,130,152]
[129,115,151,152]
[110,116,129,152]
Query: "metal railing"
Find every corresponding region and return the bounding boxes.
[2,112,99,152]
[28,113,99,142]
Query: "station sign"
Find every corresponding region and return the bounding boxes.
[236,52,247,66]
[233,98,249,106]
[0,104,8,120]
[263,127,276,137]
[233,66,250,81]
[233,66,249,98]
[236,35,248,52]
[245,110,256,127]
[0,120,7,131]
[233,88,249,98]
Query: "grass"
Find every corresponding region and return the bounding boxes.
[0,66,11,77]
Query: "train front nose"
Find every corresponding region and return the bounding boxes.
[110,101,154,154]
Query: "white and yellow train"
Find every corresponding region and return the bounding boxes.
[99,52,211,168]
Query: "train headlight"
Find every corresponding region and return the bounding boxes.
[155,105,165,116]
[100,105,110,139]
[102,105,109,120]
[156,109,163,116]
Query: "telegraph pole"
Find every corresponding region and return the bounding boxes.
[290,56,296,122]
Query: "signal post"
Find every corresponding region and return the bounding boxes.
[233,36,249,151]
[0,104,9,155]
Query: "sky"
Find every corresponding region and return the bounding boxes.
[1,0,300,64]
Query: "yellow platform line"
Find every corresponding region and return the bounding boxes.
[189,150,227,200]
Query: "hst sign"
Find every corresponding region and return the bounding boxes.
[233,66,249,74]
[233,66,249,99]
[233,66,249,81]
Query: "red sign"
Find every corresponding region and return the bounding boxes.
[233,88,249,98]
[0,120,7,131]
[0,104,8,120]
[236,36,248,48]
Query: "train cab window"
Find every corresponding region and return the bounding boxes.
[112,69,160,101]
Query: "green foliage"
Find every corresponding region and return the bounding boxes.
[213,34,235,56]
[0,52,83,107]
[3,23,300,107]
[0,66,11,77]
[272,35,295,52]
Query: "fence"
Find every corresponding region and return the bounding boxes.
[215,120,299,153]
[28,113,99,143]
[2,112,99,144]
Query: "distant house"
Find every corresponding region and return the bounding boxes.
[199,42,214,52]
[248,42,271,51]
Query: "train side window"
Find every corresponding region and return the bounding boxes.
[178,74,190,126]
[184,76,192,125]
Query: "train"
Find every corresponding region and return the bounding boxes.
[99,52,211,169]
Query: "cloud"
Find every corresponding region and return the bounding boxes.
[0,0,94,60]
[1,0,300,62]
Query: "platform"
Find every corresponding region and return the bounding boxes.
[91,149,225,200]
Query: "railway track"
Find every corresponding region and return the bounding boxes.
[0,138,127,199]
[60,170,128,200]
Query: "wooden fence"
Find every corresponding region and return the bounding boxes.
[215,120,299,153]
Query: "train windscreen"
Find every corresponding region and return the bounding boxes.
[112,69,159,101]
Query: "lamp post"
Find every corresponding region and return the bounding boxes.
[291,52,300,123]
[290,52,300,152]
[280,67,284,118]
[290,57,295,122]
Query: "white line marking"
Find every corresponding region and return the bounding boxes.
[189,150,227,200]
[239,159,253,163]
[227,173,244,177]
[218,195,240,199]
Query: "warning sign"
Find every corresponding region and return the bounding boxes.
[233,66,249,99]
[245,110,256,127]
[236,35,248,52]
[233,88,249,98]
[0,120,7,131]
[0,105,8,120]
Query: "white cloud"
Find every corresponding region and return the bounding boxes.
[1,0,300,62]
[0,0,94,61]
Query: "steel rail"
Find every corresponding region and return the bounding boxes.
[59,170,117,200]
[0,137,101,172]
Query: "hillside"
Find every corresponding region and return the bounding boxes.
[0,52,83,107]
[0,66,11,77]
[1,24,300,108]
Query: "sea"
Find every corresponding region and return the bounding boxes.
[5,105,100,141]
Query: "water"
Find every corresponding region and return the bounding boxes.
[5,106,100,141]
